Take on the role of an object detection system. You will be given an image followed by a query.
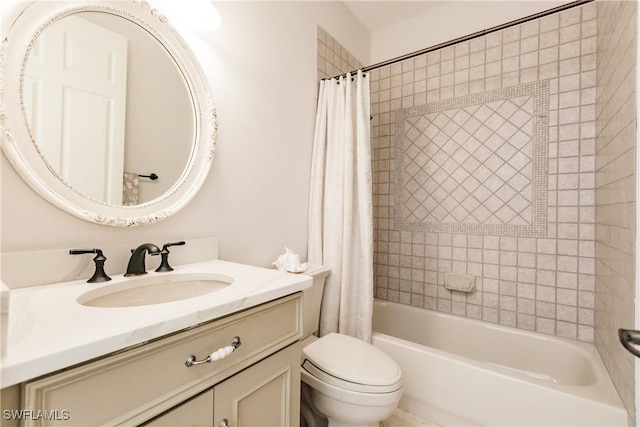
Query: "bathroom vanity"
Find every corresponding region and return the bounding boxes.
[0,259,311,427]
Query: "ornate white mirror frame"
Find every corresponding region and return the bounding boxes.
[0,0,217,226]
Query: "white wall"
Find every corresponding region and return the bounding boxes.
[0,1,370,269]
[189,1,369,265]
[370,1,572,63]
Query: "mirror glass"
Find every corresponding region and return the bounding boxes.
[23,11,195,206]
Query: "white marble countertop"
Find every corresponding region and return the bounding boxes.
[1,260,312,388]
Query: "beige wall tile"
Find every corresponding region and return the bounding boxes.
[316,26,364,80]
[594,5,636,421]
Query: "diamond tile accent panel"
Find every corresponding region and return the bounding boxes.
[395,81,549,236]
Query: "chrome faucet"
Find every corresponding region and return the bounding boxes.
[125,243,161,276]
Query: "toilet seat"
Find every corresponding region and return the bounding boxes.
[302,333,402,394]
[301,367,403,407]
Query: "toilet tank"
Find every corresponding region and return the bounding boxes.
[301,264,331,338]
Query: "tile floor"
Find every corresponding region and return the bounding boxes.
[380,408,440,427]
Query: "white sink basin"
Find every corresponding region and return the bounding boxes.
[77,273,234,308]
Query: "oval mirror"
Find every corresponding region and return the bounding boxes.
[1,1,217,226]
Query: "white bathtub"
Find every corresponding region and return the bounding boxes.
[371,300,628,427]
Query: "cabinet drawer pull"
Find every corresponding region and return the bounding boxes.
[219,418,229,427]
[185,336,241,367]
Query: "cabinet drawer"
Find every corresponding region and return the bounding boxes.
[22,293,302,426]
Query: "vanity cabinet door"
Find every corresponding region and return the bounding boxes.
[213,343,300,427]
[142,389,214,427]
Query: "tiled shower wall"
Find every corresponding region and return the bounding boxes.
[317,26,363,81]
[370,2,598,341]
[595,0,637,422]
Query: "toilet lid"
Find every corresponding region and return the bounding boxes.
[302,333,402,393]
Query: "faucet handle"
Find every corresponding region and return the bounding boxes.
[70,249,112,283]
[156,241,186,272]
[161,241,186,251]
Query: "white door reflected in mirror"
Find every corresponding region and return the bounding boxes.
[24,15,128,204]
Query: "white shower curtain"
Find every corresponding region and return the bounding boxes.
[308,70,374,342]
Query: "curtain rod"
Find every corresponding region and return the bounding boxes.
[323,0,594,81]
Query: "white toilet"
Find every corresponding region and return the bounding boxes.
[299,265,403,427]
